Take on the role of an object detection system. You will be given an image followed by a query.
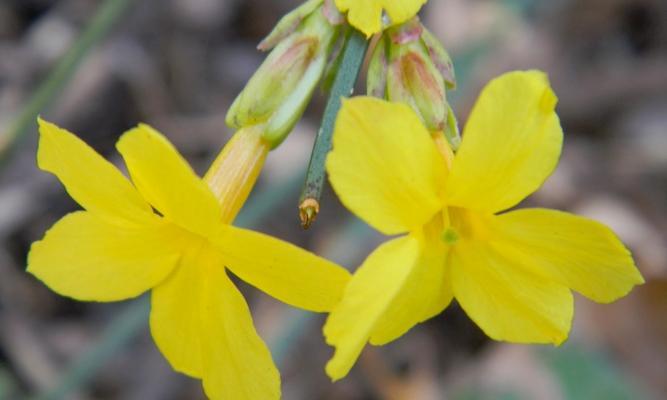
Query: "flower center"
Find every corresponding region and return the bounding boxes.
[441,227,459,244]
[443,207,492,243]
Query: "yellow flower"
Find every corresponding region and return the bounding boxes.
[28,120,350,399]
[323,71,644,380]
[334,0,427,37]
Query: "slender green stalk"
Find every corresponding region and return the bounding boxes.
[0,0,134,161]
[298,28,368,228]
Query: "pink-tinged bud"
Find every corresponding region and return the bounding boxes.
[367,17,460,148]
[322,0,345,26]
[228,37,318,128]
[227,2,341,148]
[387,43,447,131]
[388,16,423,45]
[257,0,324,51]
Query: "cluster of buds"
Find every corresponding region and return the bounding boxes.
[226,0,344,149]
[367,17,460,151]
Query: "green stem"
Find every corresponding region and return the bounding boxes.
[0,0,134,161]
[298,28,368,228]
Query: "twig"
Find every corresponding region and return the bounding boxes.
[298,28,368,228]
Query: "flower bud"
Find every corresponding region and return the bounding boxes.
[387,41,447,132]
[367,17,460,149]
[257,0,324,51]
[226,1,341,149]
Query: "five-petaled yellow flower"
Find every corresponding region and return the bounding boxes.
[323,71,644,380]
[334,0,427,37]
[28,120,350,399]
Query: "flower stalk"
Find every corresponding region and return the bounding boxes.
[299,28,368,228]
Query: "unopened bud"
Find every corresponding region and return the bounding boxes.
[227,2,341,149]
[257,0,324,51]
[367,17,460,149]
[387,41,447,132]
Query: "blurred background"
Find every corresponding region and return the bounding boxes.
[0,0,666,398]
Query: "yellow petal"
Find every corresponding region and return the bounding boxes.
[213,225,350,312]
[201,262,280,400]
[116,124,221,236]
[150,243,279,399]
[446,71,563,213]
[324,235,420,380]
[450,239,573,344]
[37,118,152,222]
[335,0,427,37]
[369,240,451,345]
[491,208,644,303]
[327,97,445,236]
[150,242,207,378]
[28,211,181,302]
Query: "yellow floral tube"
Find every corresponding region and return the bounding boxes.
[204,125,268,224]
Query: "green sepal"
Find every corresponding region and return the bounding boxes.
[263,52,327,148]
[444,103,461,150]
[258,0,324,51]
[366,35,388,98]
[226,6,339,142]
[420,25,456,89]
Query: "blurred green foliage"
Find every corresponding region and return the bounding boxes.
[541,342,646,400]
